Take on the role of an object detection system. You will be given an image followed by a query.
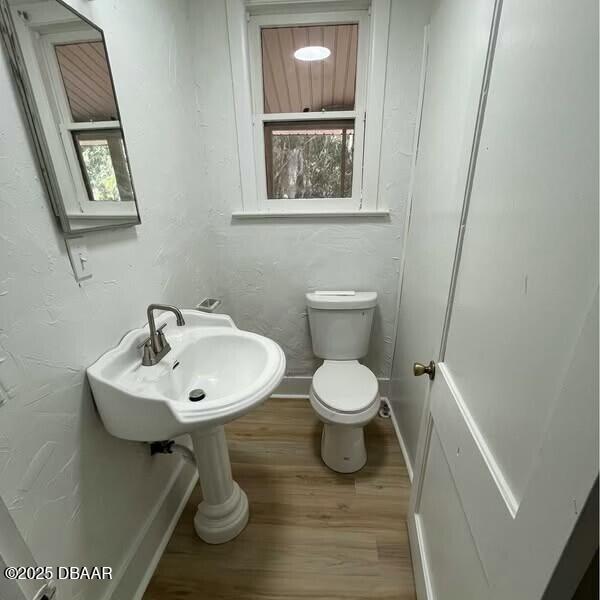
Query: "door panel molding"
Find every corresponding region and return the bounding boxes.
[433,363,518,517]
[414,427,491,598]
[430,362,515,583]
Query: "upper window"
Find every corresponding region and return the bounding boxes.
[260,24,358,114]
[227,2,390,217]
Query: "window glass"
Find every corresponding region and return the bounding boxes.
[264,120,354,198]
[72,129,133,202]
[54,41,118,122]
[261,24,358,113]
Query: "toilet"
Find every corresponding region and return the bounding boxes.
[306,291,380,473]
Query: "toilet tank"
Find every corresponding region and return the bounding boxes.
[306,292,377,360]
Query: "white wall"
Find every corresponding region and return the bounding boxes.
[191,0,431,379]
[0,1,212,599]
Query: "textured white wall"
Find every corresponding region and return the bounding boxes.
[0,1,213,599]
[191,0,431,379]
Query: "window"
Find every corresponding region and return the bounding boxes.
[227,1,390,217]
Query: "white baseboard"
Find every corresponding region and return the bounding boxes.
[273,375,390,399]
[271,376,313,398]
[104,460,198,600]
[386,400,414,482]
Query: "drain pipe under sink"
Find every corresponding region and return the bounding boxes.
[148,388,209,466]
[149,440,196,466]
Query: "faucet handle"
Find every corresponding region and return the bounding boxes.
[142,343,155,365]
[137,337,151,350]
[137,323,167,349]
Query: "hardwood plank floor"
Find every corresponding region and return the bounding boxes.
[143,398,415,600]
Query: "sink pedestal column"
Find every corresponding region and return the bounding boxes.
[190,425,249,544]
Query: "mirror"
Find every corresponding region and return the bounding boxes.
[0,0,140,233]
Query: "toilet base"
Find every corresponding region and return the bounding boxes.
[321,423,367,473]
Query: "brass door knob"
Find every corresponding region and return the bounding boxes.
[413,360,435,380]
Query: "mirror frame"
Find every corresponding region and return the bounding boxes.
[0,0,141,234]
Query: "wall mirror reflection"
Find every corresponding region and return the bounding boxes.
[0,0,140,233]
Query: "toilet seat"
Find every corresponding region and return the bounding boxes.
[312,360,379,414]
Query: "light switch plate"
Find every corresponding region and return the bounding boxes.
[65,237,92,283]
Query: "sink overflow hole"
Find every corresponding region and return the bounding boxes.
[189,388,206,402]
[172,361,180,370]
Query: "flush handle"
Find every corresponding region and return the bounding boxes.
[413,360,435,380]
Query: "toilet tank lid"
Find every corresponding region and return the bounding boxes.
[306,291,377,310]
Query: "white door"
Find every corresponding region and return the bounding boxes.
[389,0,499,475]
[408,0,599,598]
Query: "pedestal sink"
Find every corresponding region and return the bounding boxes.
[87,310,285,543]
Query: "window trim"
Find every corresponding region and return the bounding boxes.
[226,0,391,217]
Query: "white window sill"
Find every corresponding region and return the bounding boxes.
[231,209,391,219]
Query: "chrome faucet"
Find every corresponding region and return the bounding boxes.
[139,304,186,366]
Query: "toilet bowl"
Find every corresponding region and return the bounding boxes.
[306,291,379,473]
[310,360,379,472]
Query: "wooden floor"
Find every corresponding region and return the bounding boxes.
[143,398,415,600]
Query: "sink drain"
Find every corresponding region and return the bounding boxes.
[189,388,206,402]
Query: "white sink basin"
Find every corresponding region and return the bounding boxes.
[87,310,285,441]
[87,309,286,545]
